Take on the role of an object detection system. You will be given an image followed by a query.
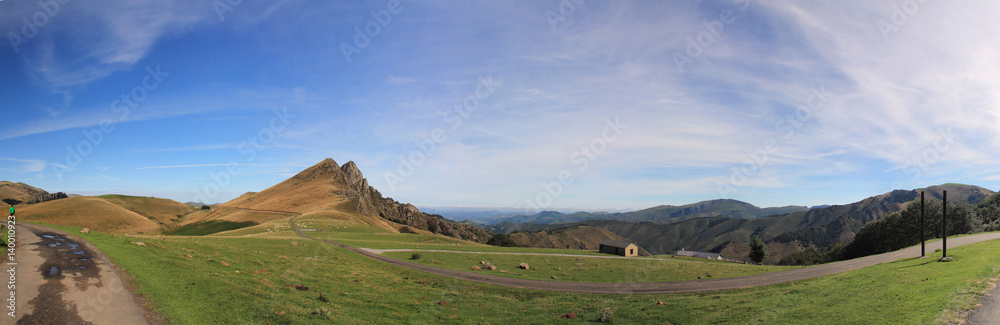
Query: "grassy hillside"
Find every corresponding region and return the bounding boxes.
[507,225,631,250]
[39,222,1000,324]
[16,197,163,234]
[98,194,197,227]
[215,159,493,243]
[222,160,351,215]
[0,181,47,204]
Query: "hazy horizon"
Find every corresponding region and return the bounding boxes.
[3,1,999,210]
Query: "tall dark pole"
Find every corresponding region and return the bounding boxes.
[921,191,925,257]
[942,190,947,258]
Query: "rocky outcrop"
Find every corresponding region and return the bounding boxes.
[317,159,493,243]
[31,192,68,204]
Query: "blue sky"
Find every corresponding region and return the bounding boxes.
[1,0,999,211]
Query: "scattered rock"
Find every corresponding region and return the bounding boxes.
[437,300,450,306]
[185,254,193,259]
[518,262,530,270]
[80,228,90,233]
[221,261,230,266]
[657,301,666,305]
[551,276,558,279]
[697,276,703,279]
[486,265,496,271]
[291,241,298,246]
[471,266,481,271]
[131,242,146,247]
[559,313,576,319]
[499,270,509,273]
[554,267,561,270]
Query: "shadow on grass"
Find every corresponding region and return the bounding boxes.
[165,220,258,236]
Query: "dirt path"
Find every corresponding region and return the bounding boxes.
[7,223,147,325]
[286,215,1000,295]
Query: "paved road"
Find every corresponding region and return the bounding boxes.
[967,284,1000,325]
[365,248,681,261]
[287,214,1000,295]
[7,223,147,325]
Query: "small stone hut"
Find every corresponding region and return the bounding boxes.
[599,239,639,257]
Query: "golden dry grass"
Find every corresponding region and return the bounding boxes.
[0,181,47,203]
[17,197,162,234]
[223,159,350,214]
[209,159,399,233]
[98,194,197,226]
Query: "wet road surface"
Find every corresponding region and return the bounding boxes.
[7,223,146,325]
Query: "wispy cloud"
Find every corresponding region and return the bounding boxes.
[136,163,265,170]
[0,158,51,173]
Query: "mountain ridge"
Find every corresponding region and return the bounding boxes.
[497,184,994,256]
[484,199,809,226]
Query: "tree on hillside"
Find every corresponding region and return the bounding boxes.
[486,233,518,247]
[845,199,980,259]
[976,194,1000,232]
[749,235,767,264]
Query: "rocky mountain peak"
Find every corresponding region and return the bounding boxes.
[340,161,365,187]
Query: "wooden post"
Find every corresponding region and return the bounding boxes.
[921,192,925,257]
[942,190,947,258]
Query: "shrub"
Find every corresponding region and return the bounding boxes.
[486,233,518,247]
[411,253,421,260]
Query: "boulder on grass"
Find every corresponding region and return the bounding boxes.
[518,262,529,270]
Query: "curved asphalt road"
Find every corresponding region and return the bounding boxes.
[281,214,1000,294]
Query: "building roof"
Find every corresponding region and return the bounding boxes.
[600,239,635,249]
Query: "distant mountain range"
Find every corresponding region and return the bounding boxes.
[483,199,809,227]
[490,183,995,256]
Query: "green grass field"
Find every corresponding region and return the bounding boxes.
[31,222,1000,324]
[381,251,798,283]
